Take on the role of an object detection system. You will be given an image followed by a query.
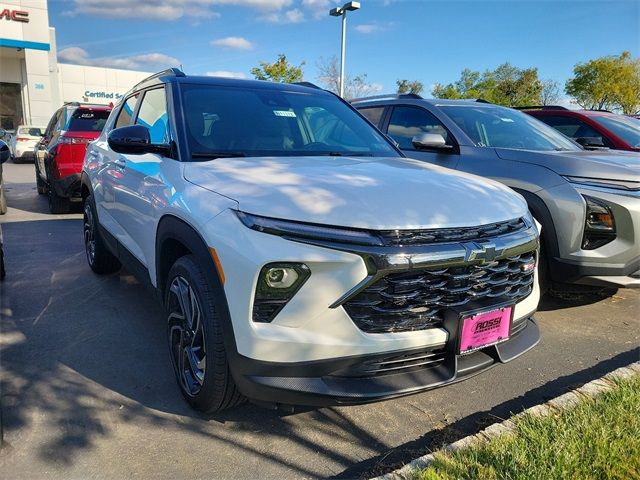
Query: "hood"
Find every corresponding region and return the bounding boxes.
[184,156,528,230]
[494,148,640,181]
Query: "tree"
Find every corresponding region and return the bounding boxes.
[396,79,424,95]
[431,63,543,107]
[565,51,640,114]
[251,54,304,83]
[316,56,381,99]
[540,79,561,105]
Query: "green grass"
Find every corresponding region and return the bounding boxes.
[412,375,640,480]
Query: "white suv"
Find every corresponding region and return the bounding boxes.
[81,69,541,412]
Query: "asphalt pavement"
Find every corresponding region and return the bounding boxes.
[1,161,638,479]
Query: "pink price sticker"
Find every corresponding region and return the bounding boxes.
[459,306,512,355]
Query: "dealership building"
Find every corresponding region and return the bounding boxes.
[0,0,151,130]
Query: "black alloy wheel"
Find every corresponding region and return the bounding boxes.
[167,275,207,397]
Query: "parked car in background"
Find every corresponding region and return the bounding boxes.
[37,102,111,213]
[519,106,640,152]
[82,70,541,412]
[0,140,9,215]
[352,95,640,291]
[9,125,45,163]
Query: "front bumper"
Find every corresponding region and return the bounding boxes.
[232,317,540,407]
[548,184,640,288]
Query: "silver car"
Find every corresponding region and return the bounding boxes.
[353,96,640,290]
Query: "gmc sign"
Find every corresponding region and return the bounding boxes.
[0,9,29,22]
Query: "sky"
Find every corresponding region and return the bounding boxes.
[48,0,639,100]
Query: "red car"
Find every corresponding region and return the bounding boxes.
[520,106,640,152]
[36,103,112,213]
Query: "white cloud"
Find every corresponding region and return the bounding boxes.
[58,47,179,71]
[261,8,304,23]
[355,24,380,34]
[301,0,330,19]
[211,0,292,8]
[69,0,220,20]
[206,70,247,79]
[211,36,254,50]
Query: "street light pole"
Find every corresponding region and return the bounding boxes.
[329,1,360,98]
[339,10,346,97]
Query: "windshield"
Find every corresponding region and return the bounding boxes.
[65,109,110,132]
[180,84,399,158]
[592,115,640,148]
[439,104,580,151]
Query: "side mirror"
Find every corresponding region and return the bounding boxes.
[107,125,170,155]
[412,133,450,150]
[0,141,10,163]
[575,137,606,149]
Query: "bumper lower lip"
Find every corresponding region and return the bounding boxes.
[230,317,540,408]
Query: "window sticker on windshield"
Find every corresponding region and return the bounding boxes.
[78,113,95,118]
[500,118,514,122]
[273,110,296,117]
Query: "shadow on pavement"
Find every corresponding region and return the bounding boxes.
[332,348,640,479]
[0,218,389,476]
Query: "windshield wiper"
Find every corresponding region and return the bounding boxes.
[308,152,375,157]
[191,151,246,159]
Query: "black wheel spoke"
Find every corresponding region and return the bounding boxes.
[167,275,206,396]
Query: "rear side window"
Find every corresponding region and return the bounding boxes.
[115,95,139,129]
[358,107,385,127]
[539,115,600,139]
[387,106,453,149]
[65,109,111,132]
[135,88,169,144]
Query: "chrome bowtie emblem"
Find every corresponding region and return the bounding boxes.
[462,242,502,263]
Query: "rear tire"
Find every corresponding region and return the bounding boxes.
[83,195,121,274]
[166,255,243,413]
[48,187,70,214]
[36,168,47,195]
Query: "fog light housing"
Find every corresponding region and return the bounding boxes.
[253,263,310,323]
[581,196,616,250]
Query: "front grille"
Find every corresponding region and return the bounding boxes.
[344,252,536,334]
[334,347,447,377]
[378,218,526,246]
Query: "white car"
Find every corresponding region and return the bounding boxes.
[81,69,541,412]
[10,125,45,163]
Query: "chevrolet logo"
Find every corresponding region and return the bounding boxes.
[462,242,502,263]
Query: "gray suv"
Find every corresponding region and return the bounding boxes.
[353,96,640,290]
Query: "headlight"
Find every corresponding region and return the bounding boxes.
[581,196,616,250]
[253,263,310,323]
[564,176,640,192]
[235,210,384,246]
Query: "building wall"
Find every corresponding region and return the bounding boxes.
[58,64,151,105]
[1,0,151,126]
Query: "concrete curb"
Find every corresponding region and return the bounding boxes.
[371,361,640,480]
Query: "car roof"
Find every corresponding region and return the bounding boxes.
[131,68,333,97]
[351,96,504,108]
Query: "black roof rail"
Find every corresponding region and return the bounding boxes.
[350,93,424,103]
[293,81,322,90]
[132,67,186,91]
[514,105,568,110]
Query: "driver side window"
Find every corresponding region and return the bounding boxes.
[387,106,452,150]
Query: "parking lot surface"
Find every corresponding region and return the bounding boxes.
[1,161,638,479]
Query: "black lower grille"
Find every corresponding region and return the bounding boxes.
[334,347,447,377]
[344,252,536,333]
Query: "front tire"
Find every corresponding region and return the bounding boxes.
[165,255,243,413]
[83,195,121,274]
